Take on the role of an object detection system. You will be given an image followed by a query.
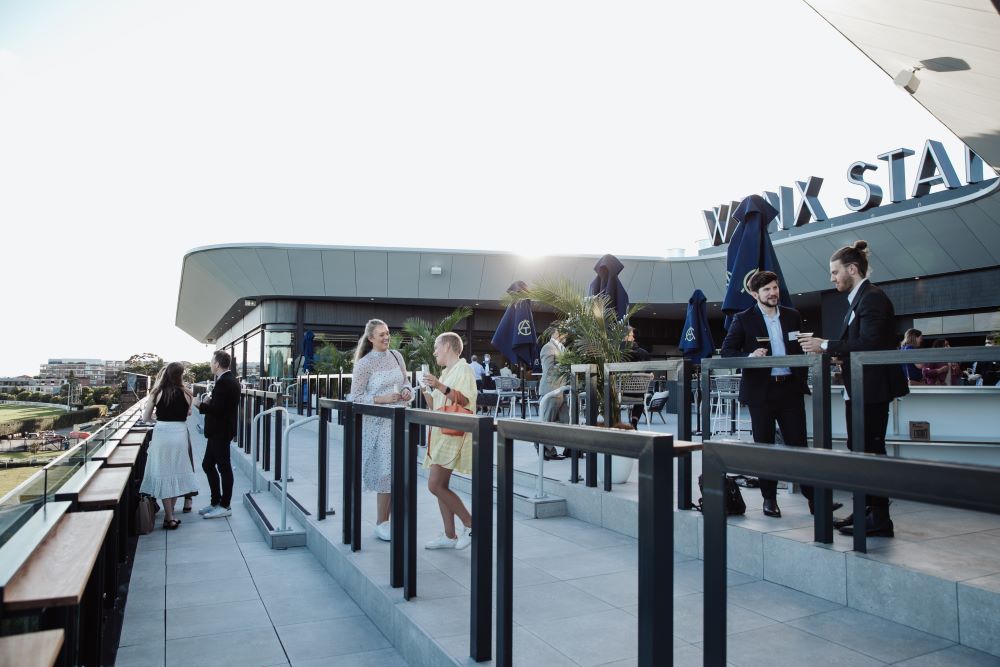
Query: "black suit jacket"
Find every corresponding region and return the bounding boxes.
[826,281,909,404]
[198,371,241,441]
[721,304,810,405]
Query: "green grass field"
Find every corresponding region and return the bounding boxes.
[0,404,66,424]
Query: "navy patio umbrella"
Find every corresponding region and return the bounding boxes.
[722,194,793,329]
[679,289,715,363]
[492,281,539,418]
[589,254,630,321]
[301,329,315,373]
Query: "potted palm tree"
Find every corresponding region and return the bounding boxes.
[503,279,643,482]
[400,307,473,375]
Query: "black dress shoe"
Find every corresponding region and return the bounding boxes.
[808,499,844,515]
[838,513,894,537]
[762,499,782,518]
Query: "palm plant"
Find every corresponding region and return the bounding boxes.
[400,307,473,375]
[313,345,354,375]
[503,278,643,425]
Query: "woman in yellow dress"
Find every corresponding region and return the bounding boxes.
[420,332,477,550]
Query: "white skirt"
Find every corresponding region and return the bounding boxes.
[140,421,199,499]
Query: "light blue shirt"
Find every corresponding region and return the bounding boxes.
[758,305,791,376]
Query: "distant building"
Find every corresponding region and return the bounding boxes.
[39,358,121,387]
[0,376,63,395]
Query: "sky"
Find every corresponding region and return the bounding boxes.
[0,0,977,377]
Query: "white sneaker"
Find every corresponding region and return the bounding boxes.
[197,504,217,516]
[374,521,391,542]
[424,533,458,550]
[455,526,472,550]
[203,506,232,519]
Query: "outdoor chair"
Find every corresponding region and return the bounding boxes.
[710,374,749,437]
[492,376,521,417]
[615,372,655,425]
[641,389,670,426]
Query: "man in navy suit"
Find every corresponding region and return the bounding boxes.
[801,241,909,537]
[193,350,241,519]
[722,271,825,518]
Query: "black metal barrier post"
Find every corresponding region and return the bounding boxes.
[495,420,676,667]
[402,409,495,662]
[701,440,1000,667]
[569,364,599,486]
[847,345,1000,553]
[701,354,834,543]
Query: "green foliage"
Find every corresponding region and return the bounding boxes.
[313,346,355,375]
[123,352,164,380]
[400,307,473,375]
[504,278,644,425]
[186,362,214,383]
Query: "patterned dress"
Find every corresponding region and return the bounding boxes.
[351,349,409,493]
[423,359,478,474]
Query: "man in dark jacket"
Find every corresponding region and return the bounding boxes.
[722,271,829,518]
[801,241,909,537]
[194,350,241,518]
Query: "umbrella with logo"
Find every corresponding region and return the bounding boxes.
[722,194,793,329]
[589,254,630,321]
[491,281,539,418]
[679,288,715,363]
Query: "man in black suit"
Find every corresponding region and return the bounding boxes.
[193,350,241,519]
[800,240,909,537]
[722,270,820,518]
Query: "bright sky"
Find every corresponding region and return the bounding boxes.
[0,0,975,376]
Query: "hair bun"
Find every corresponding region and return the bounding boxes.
[853,240,868,251]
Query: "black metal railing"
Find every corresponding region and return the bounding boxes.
[845,345,1000,552]
[700,355,836,542]
[403,408,494,663]
[700,440,1000,667]
[568,364,599,485]
[604,360,697,507]
[494,419,678,667]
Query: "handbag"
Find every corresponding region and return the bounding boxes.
[135,494,158,535]
[437,393,472,436]
[694,474,747,516]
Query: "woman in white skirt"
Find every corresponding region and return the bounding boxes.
[140,362,200,529]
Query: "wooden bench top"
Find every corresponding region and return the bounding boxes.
[0,629,64,667]
[105,445,140,468]
[120,431,147,446]
[672,440,703,454]
[77,468,131,508]
[3,511,113,610]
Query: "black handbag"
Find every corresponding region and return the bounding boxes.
[695,474,747,516]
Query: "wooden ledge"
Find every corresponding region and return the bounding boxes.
[3,511,113,610]
[120,431,147,446]
[672,440,703,455]
[0,629,64,667]
[105,445,140,468]
[77,468,131,508]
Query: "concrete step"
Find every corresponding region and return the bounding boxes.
[242,487,307,549]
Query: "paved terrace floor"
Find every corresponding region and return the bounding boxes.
[116,414,1000,666]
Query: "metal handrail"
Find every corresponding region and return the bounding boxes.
[494,419,677,667]
[701,440,1000,667]
[250,406,291,493]
[279,416,319,532]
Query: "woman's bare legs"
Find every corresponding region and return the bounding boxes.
[163,497,177,523]
[376,492,391,524]
[427,464,471,539]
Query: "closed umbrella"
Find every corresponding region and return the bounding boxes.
[589,254,630,321]
[679,289,715,363]
[492,281,539,418]
[722,194,793,329]
[302,329,315,373]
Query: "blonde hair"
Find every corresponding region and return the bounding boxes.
[436,332,463,356]
[354,319,389,364]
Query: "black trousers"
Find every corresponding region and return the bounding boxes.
[202,435,234,508]
[746,380,810,502]
[844,400,891,510]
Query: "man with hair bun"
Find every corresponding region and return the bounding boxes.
[800,240,909,537]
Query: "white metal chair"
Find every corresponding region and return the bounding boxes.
[492,376,521,417]
[642,390,670,426]
[710,375,749,437]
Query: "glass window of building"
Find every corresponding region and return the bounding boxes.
[264,330,294,379]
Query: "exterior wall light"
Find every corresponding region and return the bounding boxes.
[430,265,443,275]
[893,66,922,94]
